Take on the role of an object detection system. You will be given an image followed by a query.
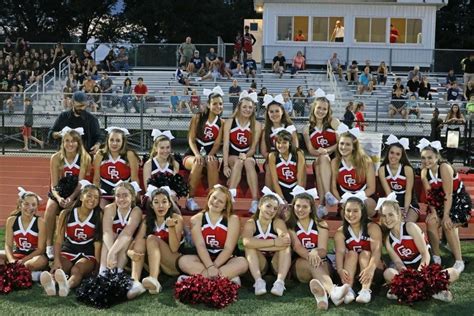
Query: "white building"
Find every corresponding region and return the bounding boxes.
[253,0,447,68]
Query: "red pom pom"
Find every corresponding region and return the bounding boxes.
[0,262,33,294]
[426,188,446,212]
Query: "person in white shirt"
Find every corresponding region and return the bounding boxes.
[331,21,344,42]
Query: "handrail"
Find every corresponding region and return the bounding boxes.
[58,56,71,82]
[23,81,39,103]
[326,60,343,114]
[42,68,56,94]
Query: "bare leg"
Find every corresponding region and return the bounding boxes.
[146,235,162,279]
[44,199,60,247]
[244,158,259,200]
[129,238,146,281]
[426,213,441,256]
[444,226,462,261]
[68,259,95,288]
[218,256,248,279]
[358,250,373,290]
[206,160,220,189]
[271,247,291,281]
[228,156,243,189]
[343,251,359,287]
[24,255,49,271]
[245,248,268,281]
[185,156,203,197]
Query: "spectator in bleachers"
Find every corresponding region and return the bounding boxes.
[391,77,405,97]
[305,88,315,109]
[205,47,218,70]
[101,49,116,73]
[354,102,367,131]
[446,81,462,101]
[3,37,14,56]
[461,53,474,93]
[376,61,388,85]
[291,51,305,78]
[51,42,65,68]
[249,81,258,94]
[21,98,43,151]
[430,107,443,141]
[187,50,205,76]
[190,89,201,113]
[89,84,101,112]
[406,75,420,95]
[113,46,129,75]
[357,67,374,95]
[121,77,132,112]
[464,80,473,101]
[444,103,466,125]
[62,86,74,110]
[169,89,179,113]
[16,37,28,56]
[466,95,474,116]
[389,88,407,120]
[244,53,257,82]
[81,74,95,93]
[446,68,457,88]
[329,52,343,81]
[282,89,294,117]
[0,80,8,111]
[229,54,243,77]
[347,60,358,85]
[418,75,433,101]
[272,51,286,78]
[343,101,355,128]
[99,72,113,107]
[218,56,232,79]
[242,25,257,61]
[407,65,420,81]
[293,85,306,116]
[65,73,78,91]
[234,31,243,60]
[178,36,196,67]
[176,63,192,85]
[131,77,148,113]
[178,87,191,112]
[229,79,242,112]
[257,87,268,116]
[406,94,420,119]
[69,50,78,64]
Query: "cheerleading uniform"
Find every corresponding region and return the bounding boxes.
[344,226,371,253]
[151,159,175,178]
[336,160,367,196]
[185,116,222,158]
[100,154,131,195]
[383,164,420,213]
[295,219,319,251]
[48,154,81,202]
[201,212,228,257]
[253,219,277,257]
[63,154,81,177]
[112,207,132,235]
[12,215,39,259]
[309,126,337,150]
[228,118,251,156]
[275,153,298,202]
[389,222,429,269]
[151,218,184,248]
[61,208,100,264]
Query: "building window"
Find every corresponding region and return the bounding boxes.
[312,17,344,42]
[277,16,308,41]
[355,18,386,43]
[391,18,422,44]
[293,16,308,41]
[277,17,293,41]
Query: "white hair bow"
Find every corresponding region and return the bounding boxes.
[60,126,84,137]
[261,186,285,204]
[151,129,174,141]
[385,134,409,150]
[416,138,442,151]
[315,88,335,102]
[203,86,224,97]
[79,180,106,193]
[239,90,258,103]
[273,125,297,135]
[105,126,130,136]
[290,185,319,199]
[116,180,142,193]
[336,123,360,138]
[340,191,367,204]
[375,192,398,211]
[145,184,172,198]
[17,187,42,201]
[263,94,284,107]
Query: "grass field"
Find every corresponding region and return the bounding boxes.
[1,229,473,315]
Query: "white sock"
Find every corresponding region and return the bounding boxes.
[99,265,107,275]
[117,268,124,273]
[31,271,42,282]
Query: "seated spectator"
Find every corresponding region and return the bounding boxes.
[81,74,95,93]
[244,53,257,82]
[294,30,306,41]
[190,89,201,113]
[131,77,148,113]
[293,85,305,116]
[418,76,433,100]
[257,87,267,116]
[89,85,101,112]
[406,75,420,95]
[347,60,359,84]
[291,51,305,77]
[99,72,113,107]
[187,50,205,76]
[217,56,232,79]
[249,81,257,93]
[329,52,343,80]
[354,101,367,131]
[121,77,132,112]
[205,47,218,70]
[447,81,462,101]
[178,87,191,112]
[175,63,191,85]
[357,67,374,94]
[376,61,388,85]
[199,58,224,81]
[430,107,443,141]
[392,77,405,97]
[343,101,355,127]
[389,88,407,119]
[169,89,179,113]
[446,68,457,87]
[65,73,78,91]
[466,95,474,116]
[306,88,315,109]
[406,94,420,119]
[228,79,242,112]
[62,86,74,110]
[282,89,294,116]
[113,46,129,75]
[101,49,116,73]
[272,51,286,78]
[407,65,420,81]
[464,80,473,101]
[229,54,243,76]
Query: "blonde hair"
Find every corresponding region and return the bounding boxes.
[232,97,257,147]
[202,186,234,219]
[59,129,90,169]
[149,135,175,166]
[335,133,371,182]
[309,97,333,131]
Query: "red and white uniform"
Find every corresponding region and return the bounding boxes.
[337,160,367,195]
[201,212,228,255]
[253,219,277,240]
[112,207,132,235]
[389,222,428,267]
[12,215,39,258]
[151,159,175,178]
[276,153,298,189]
[153,220,170,243]
[197,116,221,153]
[427,164,463,194]
[100,154,131,195]
[229,118,251,156]
[309,127,337,150]
[344,226,371,253]
[295,219,319,250]
[63,154,81,177]
[384,164,407,195]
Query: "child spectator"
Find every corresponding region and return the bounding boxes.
[430,108,443,141]
[244,53,257,82]
[389,88,407,120]
[446,68,456,87]
[347,60,359,84]
[176,63,191,85]
[447,81,462,101]
[190,89,201,113]
[467,95,474,116]
[178,87,191,112]
[406,94,420,119]
[282,89,294,117]
[293,85,306,116]
[376,61,388,85]
[229,54,243,77]
[169,89,179,113]
[21,98,44,151]
[418,76,432,100]
[343,101,355,128]
[392,78,405,97]
[354,102,367,131]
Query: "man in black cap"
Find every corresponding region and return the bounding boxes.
[48,91,104,154]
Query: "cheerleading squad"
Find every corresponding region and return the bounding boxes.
[0,87,471,310]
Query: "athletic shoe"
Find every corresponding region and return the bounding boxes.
[386,290,398,300]
[330,284,350,306]
[453,260,465,273]
[317,205,328,219]
[432,290,453,302]
[46,246,54,260]
[177,275,190,282]
[127,281,146,299]
[432,255,442,265]
[40,271,56,296]
[355,289,372,303]
[54,269,70,297]
[186,198,200,212]
[142,276,162,294]
[249,200,259,214]
[195,77,202,82]
[270,279,286,296]
[344,287,356,304]
[254,278,267,296]
[31,271,42,282]
[310,279,328,310]
[325,192,339,206]
[231,276,241,286]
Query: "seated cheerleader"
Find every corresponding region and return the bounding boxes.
[288,189,350,310]
[183,87,224,211]
[418,138,472,273]
[93,127,139,208]
[379,196,459,302]
[334,192,383,304]
[378,134,420,222]
[223,93,262,213]
[44,127,91,259]
[127,186,184,297]
[330,123,377,217]
[177,185,248,282]
[260,93,298,188]
[242,192,291,296]
[0,188,48,281]
[40,182,102,296]
[302,89,340,217]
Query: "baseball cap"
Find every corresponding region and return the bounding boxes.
[72,91,88,105]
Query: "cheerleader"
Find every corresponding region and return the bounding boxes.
[177,185,248,282]
[418,138,471,273]
[143,130,179,185]
[330,124,377,217]
[378,134,420,222]
[40,182,102,296]
[183,87,224,211]
[288,190,349,310]
[334,192,383,304]
[268,130,306,203]
[1,188,48,280]
[379,197,459,302]
[223,92,262,213]
[260,94,298,188]
[44,127,91,259]
[242,193,291,296]
[302,89,340,217]
[93,127,139,208]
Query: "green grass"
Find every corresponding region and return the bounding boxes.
[1,229,474,315]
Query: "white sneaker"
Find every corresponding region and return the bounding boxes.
[317,205,328,219]
[54,269,70,297]
[330,284,350,306]
[355,289,372,303]
[195,77,202,82]
[325,192,339,206]
[231,276,241,286]
[344,287,355,304]
[186,198,200,212]
[254,278,267,296]
[432,290,453,302]
[142,276,162,294]
[46,246,54,260]
[177,275,190,282]
[310,279,328,310]
[40,271,56,296]
[453,260,465,273]
[432,255,442,265]
[127,281,146,299]
[386,290,398,300]
[249,200,259,214]
[270,279,286,296]
[31,271,42,282]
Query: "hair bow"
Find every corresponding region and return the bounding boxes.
[375,192,398,211]
[340,191,367,204]
[261,186,285,204]
[105,126,130,135]
[151,129,174,141]
[262,94,284,107]
[145,184,172,198]
[203,86,224,97]
[239,90,258,103]
[79,180,106,193]
[228,188,237,202]
[385,134,409,150]
[273,125,297,135]
[336,123,360,138]
[60,126,84,137]
[416,138,442,151]
[116,180,142,193]
[290,185,319,199]
[17,187,42,201]
[315,88,335,102]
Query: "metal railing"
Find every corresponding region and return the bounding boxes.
[326,61,343,112]
[58,56,71,81]
[22,82,39,103]
[42,68,56,94]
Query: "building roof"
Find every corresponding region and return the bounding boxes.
[254,0,448,10]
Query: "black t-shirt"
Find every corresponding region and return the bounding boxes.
[191,56,204,69]
[244,59,256,70]
[407,80,420,93]
[273,56,286,65]
[392,84,404,94]
[206,52,217,62]
[463,58,474,73]
[229,59,240,70]
[391,95,406,109]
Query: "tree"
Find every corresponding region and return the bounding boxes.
[436,0,474,49]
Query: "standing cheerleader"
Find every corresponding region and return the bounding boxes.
[242,193,291,296]
[379,197,459,302]
[288,191,349,310]
[183,87,224,211]
[93,127,139,208]
[260,94,298,188]
[378,134,420,222]
[223,93,262,213]
[40,182,102,296]
[418,138,471,273]
[334,192,383,304]
[330,124,377,217]
[1,188,48,280]
[177,185,248,282]
[302,89,340,216]
[143,130,180,184]
[44,127,91,259]
[268,130,306,203]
